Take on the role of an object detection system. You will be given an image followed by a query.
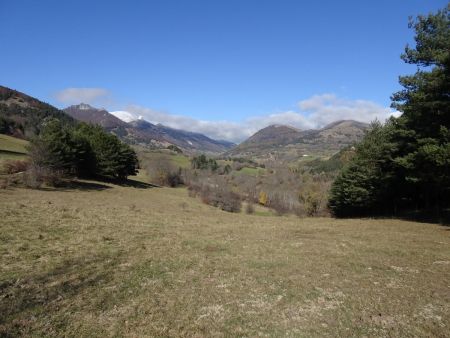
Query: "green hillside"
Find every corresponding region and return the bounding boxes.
[0,134,29,161]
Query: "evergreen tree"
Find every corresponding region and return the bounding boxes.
[29,120,138,180]
[328,121,396,216]
[390,5,450,210]
[329,5,450,217]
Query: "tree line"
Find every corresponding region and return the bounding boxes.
[329,5,449,218]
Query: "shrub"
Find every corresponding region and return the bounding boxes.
[0,177,10,189]
[258,191,268,206]
[144,158,183,187]
[269,194,290,216]
[23,165,64,189]
[216,190,241,213]
[2,160,29,174]
[192,182,241,213]
[167,144,183,153]
[245,202,255,214]
[166,172,183,187]
[299,190,322,216]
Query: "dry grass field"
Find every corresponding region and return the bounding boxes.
[0,178,449,337]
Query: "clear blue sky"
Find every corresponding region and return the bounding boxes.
[0,0,446,128]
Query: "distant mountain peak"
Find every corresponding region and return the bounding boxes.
[322,119,368,130]
[226,119,368,160]
[266,124,300,131]
[64,104,128,130]
[70,103,98,111]
[79,103,93,110]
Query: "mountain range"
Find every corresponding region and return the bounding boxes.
[1,85,368,158]
[225,120,368,161]
[64,103,235,153]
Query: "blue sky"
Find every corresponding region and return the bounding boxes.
[1,0,446,141]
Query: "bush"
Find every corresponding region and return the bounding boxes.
[23,165,64,189]
[0,177,10,189]
[144,157,183,187]
[268,194,290,216]
[216,190,241,213]
[245,202,255,214]
[167,145,183,153]
[166,172,183,187]
[191,182,241,213]
[258,191,268,206]
[2,160,29,174]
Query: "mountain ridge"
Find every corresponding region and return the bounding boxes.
[64,103,235,154]
[225,120,369,161]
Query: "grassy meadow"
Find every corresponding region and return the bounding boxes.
[0,134,28,162]
[0,173,449,337]
[137,149,191,169]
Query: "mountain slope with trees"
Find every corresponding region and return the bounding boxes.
[0,86,75,138]
[226,120,368,161]
[0,88,138,182]
[65,104,235,154]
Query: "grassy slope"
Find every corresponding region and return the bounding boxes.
[233,166,266,176]
[0,134,29,161]
[138,149,191,169]
[0,183,449,337]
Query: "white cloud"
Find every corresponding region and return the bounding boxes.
[115,94,398,143]
[54,88,112,106]
[297,94,398,127]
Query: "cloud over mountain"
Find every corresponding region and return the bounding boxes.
[55,88,112,106]
[112,94,398,142]
[57,88,398,142]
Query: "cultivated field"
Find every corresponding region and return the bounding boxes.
[0,179,449,337]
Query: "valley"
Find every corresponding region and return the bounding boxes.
[1,2,449,337]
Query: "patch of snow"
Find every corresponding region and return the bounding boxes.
[78,103,92,110]
[110,111,138,122]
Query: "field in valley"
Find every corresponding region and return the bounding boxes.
[0,177,449,337]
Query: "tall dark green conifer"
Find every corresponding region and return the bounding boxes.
[390,5,450,209]
[329,5,450,217]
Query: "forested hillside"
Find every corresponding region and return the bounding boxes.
[0,86,74,138]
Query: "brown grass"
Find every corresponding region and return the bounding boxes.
[0,181,449,337]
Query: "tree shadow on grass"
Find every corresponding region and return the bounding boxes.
[42,178,159,192]
[100,177,160,189]
[0,253,120,336]
[349,211,450,226]
[336,208,450,226]
[41,180,113,192]
[392,209,450,226]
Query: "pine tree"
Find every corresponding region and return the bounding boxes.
[329,5,450,217]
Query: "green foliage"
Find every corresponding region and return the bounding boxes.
[0,86,75,138]
[0,116,22,135]
[74,124,138,179]
[330,5,450,217]
[328,121,395,216]
[305,147,356,174]
[223,164,232,174]
[29,119,138,180]
[191,154,218,171]
[167,144,183,153]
